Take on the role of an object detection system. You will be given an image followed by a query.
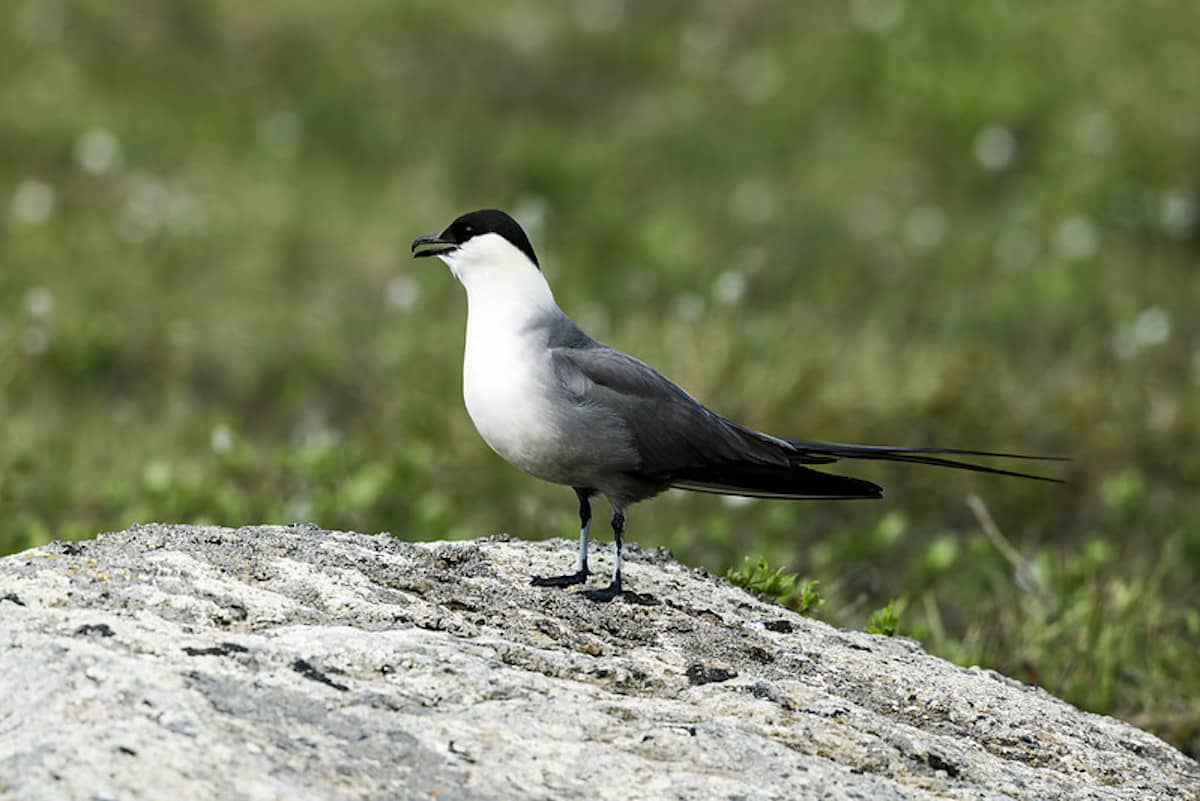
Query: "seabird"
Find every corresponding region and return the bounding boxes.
[412,209,1064,601]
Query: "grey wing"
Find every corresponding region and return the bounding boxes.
[549,345,793,479]
[547,336,1060,497]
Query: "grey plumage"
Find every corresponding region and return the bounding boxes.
[542,313,885,506]
[412,209,1066,601]
[542,310,1062,502]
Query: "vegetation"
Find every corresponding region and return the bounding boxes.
[1,2,1197,755]
[727,557,824,616]
[866,599,903,637]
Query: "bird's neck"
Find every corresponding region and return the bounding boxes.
[459,264,558,336]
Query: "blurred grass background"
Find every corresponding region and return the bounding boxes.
[2,0,1198,755]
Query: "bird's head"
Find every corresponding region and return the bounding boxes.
[412,209,541,288]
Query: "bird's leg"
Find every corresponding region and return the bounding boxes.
[531,488,592,587]
[576,488,592,574]
[582,509,624,602]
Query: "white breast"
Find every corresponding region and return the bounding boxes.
[443,233,567,481]
[462,322,561,476]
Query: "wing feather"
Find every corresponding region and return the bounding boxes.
[549,340,1066,496]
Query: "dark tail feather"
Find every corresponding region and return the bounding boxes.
[785,439,1068,484]
[670,462,883,500]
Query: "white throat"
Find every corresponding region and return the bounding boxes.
[438,232,556,329]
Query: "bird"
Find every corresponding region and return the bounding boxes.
[411,209,1065,601]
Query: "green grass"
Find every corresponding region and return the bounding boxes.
[1,1,1198,756]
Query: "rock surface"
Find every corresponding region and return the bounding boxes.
[1,524,1196,801]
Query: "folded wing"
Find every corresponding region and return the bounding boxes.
[550,345,882,499]
[550,342,1065,500]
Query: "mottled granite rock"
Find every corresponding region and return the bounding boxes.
[1,524,1196,800]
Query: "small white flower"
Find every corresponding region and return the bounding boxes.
[1054,216,1099,261]
[210,424,234,454]
[12,180,55,225]
[1159,191,1196,239]
[386,275,420,311]
[713,270,748,305]
[904,205,947,249]
[25,287,55,318]
[75,128,122,174]
[973,125,1017,171]
[1132,307,1171,348]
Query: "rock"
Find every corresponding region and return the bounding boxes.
[0,524,1196,801]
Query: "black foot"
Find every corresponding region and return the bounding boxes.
[581,583,659,605]
[531,569,589,588]
[582,581,622,602]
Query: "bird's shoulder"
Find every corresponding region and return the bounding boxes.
[549,339,694,403]
[532,309,663,396]
[539,313,811,475]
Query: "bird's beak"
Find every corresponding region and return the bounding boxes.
[411,233,457,259]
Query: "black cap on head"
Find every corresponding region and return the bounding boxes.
[413,209,539,268]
